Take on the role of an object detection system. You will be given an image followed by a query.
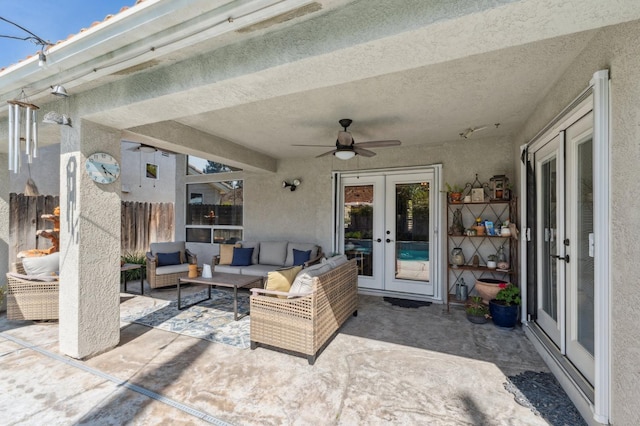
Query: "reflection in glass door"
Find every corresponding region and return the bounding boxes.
[342,176,384,290]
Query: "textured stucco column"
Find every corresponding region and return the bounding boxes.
[174,154,186,242]
[0,153,9,312]
[58,120,121,359]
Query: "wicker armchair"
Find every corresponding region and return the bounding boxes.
[146,241,197,289]
[5,262,59,321]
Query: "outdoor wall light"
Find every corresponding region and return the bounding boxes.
[282,178,301,191]
[50,85,69,97]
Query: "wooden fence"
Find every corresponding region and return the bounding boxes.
[8,194,174,260]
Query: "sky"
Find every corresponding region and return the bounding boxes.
[0,0,133,68]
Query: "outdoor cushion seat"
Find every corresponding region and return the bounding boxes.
[5,258,59,321]
[154,264,191,275]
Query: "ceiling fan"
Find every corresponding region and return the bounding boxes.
[294,118,401,159]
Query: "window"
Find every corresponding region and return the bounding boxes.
[185,180,243,244]
[187,156,241,175]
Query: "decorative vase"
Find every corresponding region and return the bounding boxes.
[450,192,463,203]
[489,300,519,328]
[474,278,506,304]
[451,247,465,266]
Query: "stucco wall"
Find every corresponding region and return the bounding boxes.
[244,136,515,255]
[120,141,176,203]
[9,144,61,196]
[515,20,640,425]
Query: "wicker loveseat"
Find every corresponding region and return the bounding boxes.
[249,257,358,364]
[6,259,59,321]
[146,241,197,289]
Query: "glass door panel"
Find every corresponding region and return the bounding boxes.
[536,134,563,348]
[342,176,385,290]
[385,173,434,296]
[566,111,595,384]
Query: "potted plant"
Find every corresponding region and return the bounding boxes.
[465,296,489,324]
[444,183,464,203]
[486,254,497,269]
[489,283,521,328]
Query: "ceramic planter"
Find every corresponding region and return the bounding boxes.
[489,299,519,328]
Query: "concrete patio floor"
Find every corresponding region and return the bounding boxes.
[0,280,564,425]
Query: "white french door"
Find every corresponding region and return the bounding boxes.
[340,169,438,297]
[533,111,595,385]
[565,112,595,384]
[535,133,564,348]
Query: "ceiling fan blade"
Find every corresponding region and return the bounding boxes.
[316,149,337,158]
[355,139,401,148]
[292,144,335,147]
[353,147,376,157]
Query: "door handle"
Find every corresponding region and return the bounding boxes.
[386,238,394,243]
[550,254,570,263]
[376,238,382,243]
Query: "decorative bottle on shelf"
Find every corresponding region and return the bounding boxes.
[451,247,465,267]
[497,246,509,270]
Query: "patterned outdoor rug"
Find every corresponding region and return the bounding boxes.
[121,289,251,349]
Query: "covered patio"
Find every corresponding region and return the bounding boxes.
[0,281,570,425]
[2,1,640,424]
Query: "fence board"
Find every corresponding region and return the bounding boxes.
[9,194,174,260]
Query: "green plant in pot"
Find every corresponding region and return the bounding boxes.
[489,283,521,328]
[444,183,464,203]
[486,254,498,269]
[465,296,489,324]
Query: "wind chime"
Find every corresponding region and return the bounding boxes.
[7,94,41,195]
[6,97,39,173]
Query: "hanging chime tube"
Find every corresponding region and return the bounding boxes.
[25,106,32,164]
[8,104,14,171]
[32,108,38,158]
[13,104,20,171]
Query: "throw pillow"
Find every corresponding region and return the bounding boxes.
[265,266,303,298]
[219,244,236,265]
[239,241,260,265]
[157,251,181,266]
[293,249,312,266]
[231,247,254,266]
[289,263,332,296]
[22,252,60,276]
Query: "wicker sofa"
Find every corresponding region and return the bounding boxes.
[249,257,358,364]
[146,241,197,289]
[5,259,59,321]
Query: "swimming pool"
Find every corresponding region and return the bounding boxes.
[397,241,429,261]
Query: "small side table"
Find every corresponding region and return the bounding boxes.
[121,263,145,295]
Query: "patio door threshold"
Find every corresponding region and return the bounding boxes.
[523,323,599,424]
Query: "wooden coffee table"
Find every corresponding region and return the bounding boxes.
[177,273,263,320]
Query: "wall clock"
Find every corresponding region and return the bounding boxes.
[85,152,120,184]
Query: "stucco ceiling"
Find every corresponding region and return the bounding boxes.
[2,0,638,165]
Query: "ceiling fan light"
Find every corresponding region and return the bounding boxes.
[335,150,356,160]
